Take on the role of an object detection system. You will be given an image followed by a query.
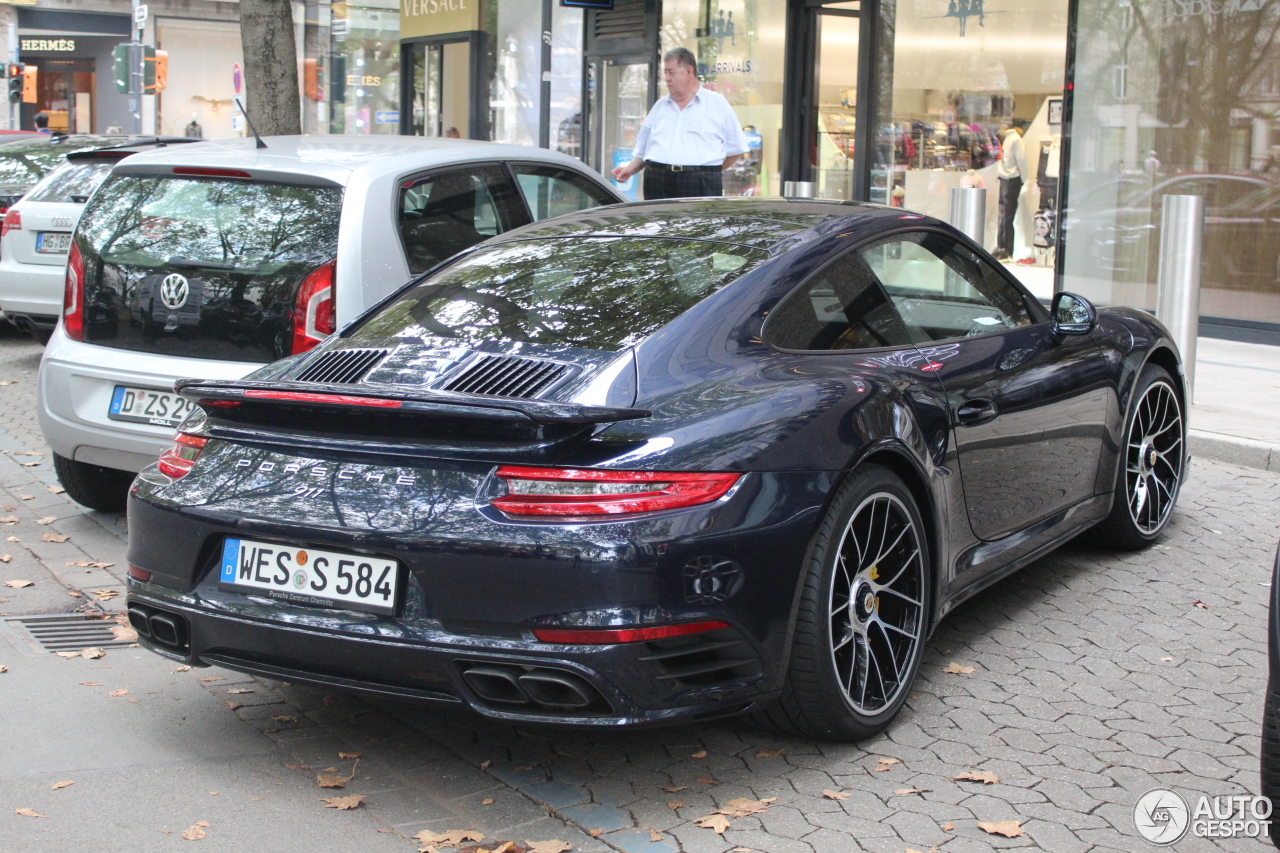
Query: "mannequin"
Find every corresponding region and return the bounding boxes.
[994,125,1026,260]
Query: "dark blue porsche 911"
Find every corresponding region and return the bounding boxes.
[125,198,1186,739]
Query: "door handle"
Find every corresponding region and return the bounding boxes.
[956,399,998,426]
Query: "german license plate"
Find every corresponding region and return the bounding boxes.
[35,232,72,253]
[108,385,197,427]
[218,538,400,616]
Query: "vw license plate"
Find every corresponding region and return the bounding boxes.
[36,232,72,254]
[218,538,400,616]
[108,385,196,427]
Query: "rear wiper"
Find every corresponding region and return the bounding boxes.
[167,256,261,274]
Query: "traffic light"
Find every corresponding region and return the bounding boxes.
[304,58,320,101]
[142,47,164,94]
[21,65,36,104]
[329,55,345,104]
[153,49,167,93]
[112,43,130,93]
[7,64,22,104]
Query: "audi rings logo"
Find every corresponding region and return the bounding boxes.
[159,273,190,310]
[1134,789,1190,845]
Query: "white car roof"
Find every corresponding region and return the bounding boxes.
[111,135,604,187]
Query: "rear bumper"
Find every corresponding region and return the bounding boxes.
[0,254,63,318]
[38,324,263,471]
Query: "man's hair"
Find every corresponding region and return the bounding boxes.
[663,47,697,71]
[33,112,48,129]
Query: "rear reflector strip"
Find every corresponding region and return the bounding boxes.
[128,565,152,582]
[242,390,402,408]
[532,621,730,645]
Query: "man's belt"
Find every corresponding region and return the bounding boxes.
[646,161,721,173]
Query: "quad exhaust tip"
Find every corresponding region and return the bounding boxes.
[461,663,606,713]
[128,604,189,651]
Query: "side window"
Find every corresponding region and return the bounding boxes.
[858,231,1035,344]
[398,166,520,275]
[510,164,616,221]
[766,251,914,351]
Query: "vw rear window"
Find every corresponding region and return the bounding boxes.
[354,236,767,352]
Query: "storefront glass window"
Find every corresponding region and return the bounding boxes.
[661,0,786,196]
[874,0,1069,299]
[1062,1,1280,330]
[325,0,401,134]
[488,0,542,146]
[551,4,583,158]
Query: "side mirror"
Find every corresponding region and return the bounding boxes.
[1051,291,1097,336]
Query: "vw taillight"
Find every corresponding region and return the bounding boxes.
[157,432,209,479]
[63,240,84,341]
[291,258,335,354]
[490,466,741,518]
[1,209,19,236]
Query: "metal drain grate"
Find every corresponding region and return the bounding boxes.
[6,614,133,654]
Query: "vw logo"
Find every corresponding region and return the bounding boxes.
[159,273,189,311]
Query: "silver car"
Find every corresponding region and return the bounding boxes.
[39,135,623,511]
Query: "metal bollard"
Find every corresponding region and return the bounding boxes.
[1155,194,1205,403]
[949,186,986,245]
[782,181,816,198]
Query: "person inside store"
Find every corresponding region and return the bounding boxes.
[33,112,51,134]
[994,123,1027,260]
[611,47,750,200]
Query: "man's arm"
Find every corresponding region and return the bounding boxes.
[721,154,742,170]
[613,115,653,182]
[612,158,646,181]
[717,96,751,170]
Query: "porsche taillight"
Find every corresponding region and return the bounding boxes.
[63,240,85,341]
[292,258,335,354]
[157,432,208,479]
[490,466,740,518]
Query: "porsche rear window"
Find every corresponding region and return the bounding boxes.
[354,237,767,351]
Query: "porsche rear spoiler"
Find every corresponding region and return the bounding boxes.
[174,378,651,426]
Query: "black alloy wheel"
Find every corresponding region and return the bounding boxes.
[1089,364,1185,549]
[756,464,930,740]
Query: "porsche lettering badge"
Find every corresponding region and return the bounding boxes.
[233,458,418,486]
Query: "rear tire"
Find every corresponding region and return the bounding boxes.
[753,464,931,740]
[30,327,52,345]
[1088,364,1185,550]
[1262,676,1280,844]
[53,453,133,513]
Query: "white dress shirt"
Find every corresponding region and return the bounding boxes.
[997,129,1028,181]
[633,85,750,167]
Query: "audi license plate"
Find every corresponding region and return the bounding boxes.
[218,538,400,615]
[107,385,197,427]
[35,232,72,254]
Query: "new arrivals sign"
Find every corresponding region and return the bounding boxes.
[400,0,478,39]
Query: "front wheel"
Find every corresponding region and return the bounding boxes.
[1088,364,1185,549]
[53,453,133,513]
[755,464,930,740]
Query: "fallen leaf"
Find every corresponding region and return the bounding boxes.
[320,767,338,773]
[414,829,485,847]
[47,486,64,494]
[4,579,32,588]
[695,814,731,834]
[0,517,16,525]
[941,662,975,674]
[755,748,784,758]
[894,788,931,795]
[0,665,6,673]
[271,715,298,723]
[667,801,684,810]
[479,760,491,771]
[978,820,1025,838]
[492,844,516,853]
[337,751,361,759]
[317,760,358,789]
[14,808,45,817]
[222,701,242,711]
[20,462,39,468]
[110,625,137,642]
[649,829,663,842]
[180,824,206,840]
[66,590,80,597]
[34,517,56,525]
[55,651,79,658]
[226,687,254,694]
[1161,656,1174,662]
[321,794,365,810]
[51,781,74,790]
[589,829,603,837]
[659,785,687,793]
[80,647,105,660]
[5,536,17,541]
[127,698,140,704]
[717,797,776,819]
[284,763,309,771]
[876,757,900,765]
[513,764,533,772]
[955,770,999,785]
[695,775,715,784]
[1193,600,1209,609]
[199,677,226,683]
[90,589,119,601]
[108,689,127,697]
[0,555,9,563]
[942,822,955,831]
[41,532,68,543]
[691,749,707,759]
[822,790,850,800]
[208,792,217,796]
[481,798,495,805]
[174,665,192,672]
[524,843,571,853]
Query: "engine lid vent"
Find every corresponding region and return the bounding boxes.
[294,348,389,384]
[441,354,571,399]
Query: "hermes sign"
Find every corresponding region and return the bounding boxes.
[400,0,478,39]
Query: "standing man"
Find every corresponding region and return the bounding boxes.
[993,124,1027,260]
[611,47,750,200]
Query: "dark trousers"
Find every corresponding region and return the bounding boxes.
[997,176,1022,255]
[643,165,723,200]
